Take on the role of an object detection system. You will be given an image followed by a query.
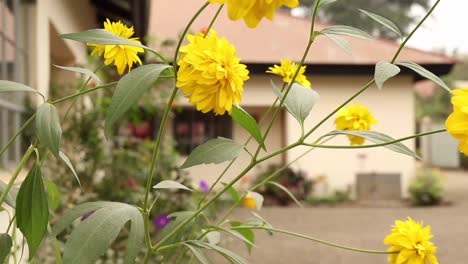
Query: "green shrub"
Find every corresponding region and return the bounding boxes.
[409,168,445,206]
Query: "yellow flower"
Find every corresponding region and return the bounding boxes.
[209,0,299,28]
[384,217,438,264]
[267,59,311,87]
[88,19,144,74]
[334,103,377,145]
[242,195,257,209]
[176,30,249,115]
[446,87,468,155]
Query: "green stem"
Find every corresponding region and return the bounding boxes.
[142,2,211,261]
[0,146,34,206]
[304,0,441,140]
[303,129,446,149]
[230,226,396,255]
[0,113,35,158]
[204,4,224,37]
[12,219,17,263]
[51,82,117,104]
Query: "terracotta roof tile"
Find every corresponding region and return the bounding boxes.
[149,0,455,65]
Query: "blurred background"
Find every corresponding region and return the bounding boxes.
[0,0,467,263]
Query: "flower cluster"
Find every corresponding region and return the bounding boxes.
[88,19,144,74]
[384,217,438,264]
[209,0,299,28]
[445,87,468,155]
[176,30,249,115]
[334,103,377,145]
[267,59,311,87]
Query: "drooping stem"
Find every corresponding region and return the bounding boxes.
[51,82,117,104]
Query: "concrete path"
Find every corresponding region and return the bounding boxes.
[212,169,468,264]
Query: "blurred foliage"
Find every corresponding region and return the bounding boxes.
[306,189,350,206]
[253,164,314,205]
[299,0,430,38]
[409,168,445,206]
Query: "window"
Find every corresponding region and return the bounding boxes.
[173,109,232,155]
[0,0,29,168]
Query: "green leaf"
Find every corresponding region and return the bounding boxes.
[232,105,265,150]
[318,0,337,9]
[374,61,400,89]
[61,202,144,264]
[181,138,244,169]
[182,242,212,264]
[272,82,320,126]
[36,103,62,158]
[247,191,264,211]
[0,180,18,208]
[321,33,352,56]
[359,9,402,38]
[205,231,221,245]
[210,225,255,254]
[61,29,148,49]
[267,182,302,207]
[0,233,12,264]
[153,180,192,191]
[53,65,101,84]
[325,130,420,159]
[59,151,81,186]
[221,182,240,203]
[44,179,61,213]
[16,164,49,260]
[104,64,171,137]
[187,241,249,264]
[396,62,451,92]
[52,201,115,236]
[0,80,45,100]
[230,221,255,254]
[320,25,373,40]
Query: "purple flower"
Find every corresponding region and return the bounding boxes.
[80,210,96,221]
[199,180,210,192]
[154,215,170,228]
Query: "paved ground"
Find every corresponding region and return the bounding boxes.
[211,169,468,264]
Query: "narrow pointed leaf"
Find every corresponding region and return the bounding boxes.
[321,33,352,56]
[62,203,143,264]
[230,221,256,254]
[0,180,18,208]
[0,233,12,264]
[61,29,148,49]
[59,151,81,186]
[36,103,62,157]
[318,0,337,9]
[0,80,45,99]
[16,164,49,260]
[187,241,249,264]
[397,62,451,92]
[153,180,192,191]
[211,225,256,253]
[105,64,171,137]
[181,138,244,169]
[221,182,240,203]
[183,242,212,264]
[124,208,144,264]
[232,105,265,150]
[374,61,400,89]
[325,130,420,159]
[272,82,320,126]
[320,25,373,40]
[53,65,101,84]
[359,9,402,38]
[44,179,61,213]
[267,181,302,207]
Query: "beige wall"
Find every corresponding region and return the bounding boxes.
[28,0,96,102]
[177,74,416,196]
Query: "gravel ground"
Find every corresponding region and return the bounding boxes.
[210,169,468,264]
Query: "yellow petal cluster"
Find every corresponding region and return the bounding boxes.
[209,0,299,28]
[446,87,468,155]
[334,103,377,145]
[88,19,144,74]
[242,195,257,209]
[384,217,438,264]
[176,30,249,115]
[267,59,311,87]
